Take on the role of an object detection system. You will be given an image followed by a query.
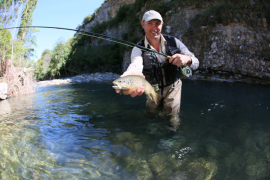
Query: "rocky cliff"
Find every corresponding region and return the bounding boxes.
[80,0,270,84]
[85,0,136,28]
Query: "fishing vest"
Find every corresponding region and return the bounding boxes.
[138,34,182,88]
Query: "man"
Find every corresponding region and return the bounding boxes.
[115,10,199,117]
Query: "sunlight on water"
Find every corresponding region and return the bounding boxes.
[0,81,269,179]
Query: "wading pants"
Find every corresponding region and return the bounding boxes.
[146,79,182,115]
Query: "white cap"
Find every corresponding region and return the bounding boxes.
[142,10,163,22]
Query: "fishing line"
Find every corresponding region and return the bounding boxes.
[2,26,169,58]
[2,26,192,77]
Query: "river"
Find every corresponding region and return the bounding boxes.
[0,80,269,179]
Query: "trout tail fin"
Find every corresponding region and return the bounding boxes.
[146,91,158,104]
[152,92,158,104]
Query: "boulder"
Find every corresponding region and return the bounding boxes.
[0,83,8,100]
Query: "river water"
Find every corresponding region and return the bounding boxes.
[0,80,269,179]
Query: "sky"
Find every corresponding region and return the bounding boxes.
[31,0,104,62]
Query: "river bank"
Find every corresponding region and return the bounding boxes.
[36,72,121,86]
[36,71,270,87]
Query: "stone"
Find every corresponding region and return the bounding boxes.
[114,132,135,142]
[122,155,153,179]
[166,25,171,33]
[183,158,218,180]
[0,83,8,100]
[147,152,168,174]
[134,142,143,152]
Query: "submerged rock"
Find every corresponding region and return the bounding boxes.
[134,142,143,153]
[114,132,135,142]
[147,152,168,175]
[111,131,144,155]
[246,160,269,179]
[146,122,169,136]
[183,158,218,180]
[121,155,153,180]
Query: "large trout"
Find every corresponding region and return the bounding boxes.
[112,75,158,104]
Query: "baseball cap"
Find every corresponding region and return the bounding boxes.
[142,10,163,22]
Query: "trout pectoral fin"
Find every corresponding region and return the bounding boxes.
[119,89,123,95]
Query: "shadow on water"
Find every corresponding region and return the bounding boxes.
[0,80,269,179]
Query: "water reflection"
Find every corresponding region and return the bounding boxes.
[0,81,269,179]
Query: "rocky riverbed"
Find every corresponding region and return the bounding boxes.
[37,72,121,86]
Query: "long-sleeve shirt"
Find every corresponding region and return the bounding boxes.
[127,34,199,72]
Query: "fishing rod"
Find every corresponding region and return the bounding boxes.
[2,26,169,58]
[2,26,192,77]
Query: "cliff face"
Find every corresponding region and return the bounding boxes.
[82,0,270,84]
[82,0,136,30]
[182,24,270,83]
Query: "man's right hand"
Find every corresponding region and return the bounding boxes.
[115,68,145,97]
[169,54,192,67]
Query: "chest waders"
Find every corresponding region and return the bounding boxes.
[139,34,182,95]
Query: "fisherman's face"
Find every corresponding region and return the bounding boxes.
[141,19,163,40]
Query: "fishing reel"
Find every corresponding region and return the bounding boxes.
[181,66,192,77]
[166,55,192,77]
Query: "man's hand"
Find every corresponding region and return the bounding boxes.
[169,54,191,67]
[115,68,145,97]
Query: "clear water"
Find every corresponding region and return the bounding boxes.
[0,80,269,180]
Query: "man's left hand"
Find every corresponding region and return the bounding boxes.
[115,68,145,97]
[169,54,191,67]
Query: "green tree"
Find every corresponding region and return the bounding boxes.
[0,0,24,27]
[48,40,71,78]
[0,26,12,76]
[0,26,12,60]
[17,0,38,67]
[41,49,52,75]
[17,0,38,41]
[35,57,44,79]
[34,49,52,80]
[0,0,38,68]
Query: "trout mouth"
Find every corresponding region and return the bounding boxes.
[112,82,121,89]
